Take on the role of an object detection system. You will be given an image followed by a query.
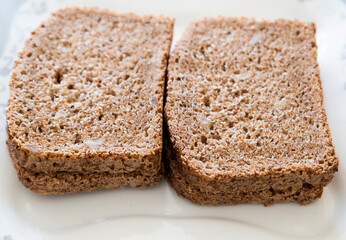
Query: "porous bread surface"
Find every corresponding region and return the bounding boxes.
[165,17,338,205]
[7,7,174,192]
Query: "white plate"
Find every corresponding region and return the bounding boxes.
[0,0,346,239]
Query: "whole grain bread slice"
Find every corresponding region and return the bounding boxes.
[165,17,338,205]
[7,6,174,194]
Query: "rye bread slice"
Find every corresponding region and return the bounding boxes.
[7,7,174,193]
[165,17,338,205]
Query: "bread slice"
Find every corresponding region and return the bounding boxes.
[7,7,174,194]
[165,17,338,205]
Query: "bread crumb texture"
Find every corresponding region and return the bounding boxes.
[165,17,338,205]
[7,6,174,193]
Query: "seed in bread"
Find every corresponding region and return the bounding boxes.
[7,6,174,194]
[165,17,338,205]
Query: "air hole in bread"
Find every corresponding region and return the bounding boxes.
[257,57,261,64]
[74,134,82,144]
[203,97,210,107]
[86,77,92,84]
[123,74,130,81]
[302,183,313,189]
[209,122,214,130]
[222,62,226,71]
[62,41,71,47]
[108,90,116,96]
[52,162,60,167]
[243,159,250,165]
[201,135,207,144]
[211,134,221,140]
[54,69,65,84]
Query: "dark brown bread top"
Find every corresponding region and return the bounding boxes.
[7,7,174,164]
[165,17,338,180]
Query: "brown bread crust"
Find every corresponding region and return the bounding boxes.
[16,167,163,194]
